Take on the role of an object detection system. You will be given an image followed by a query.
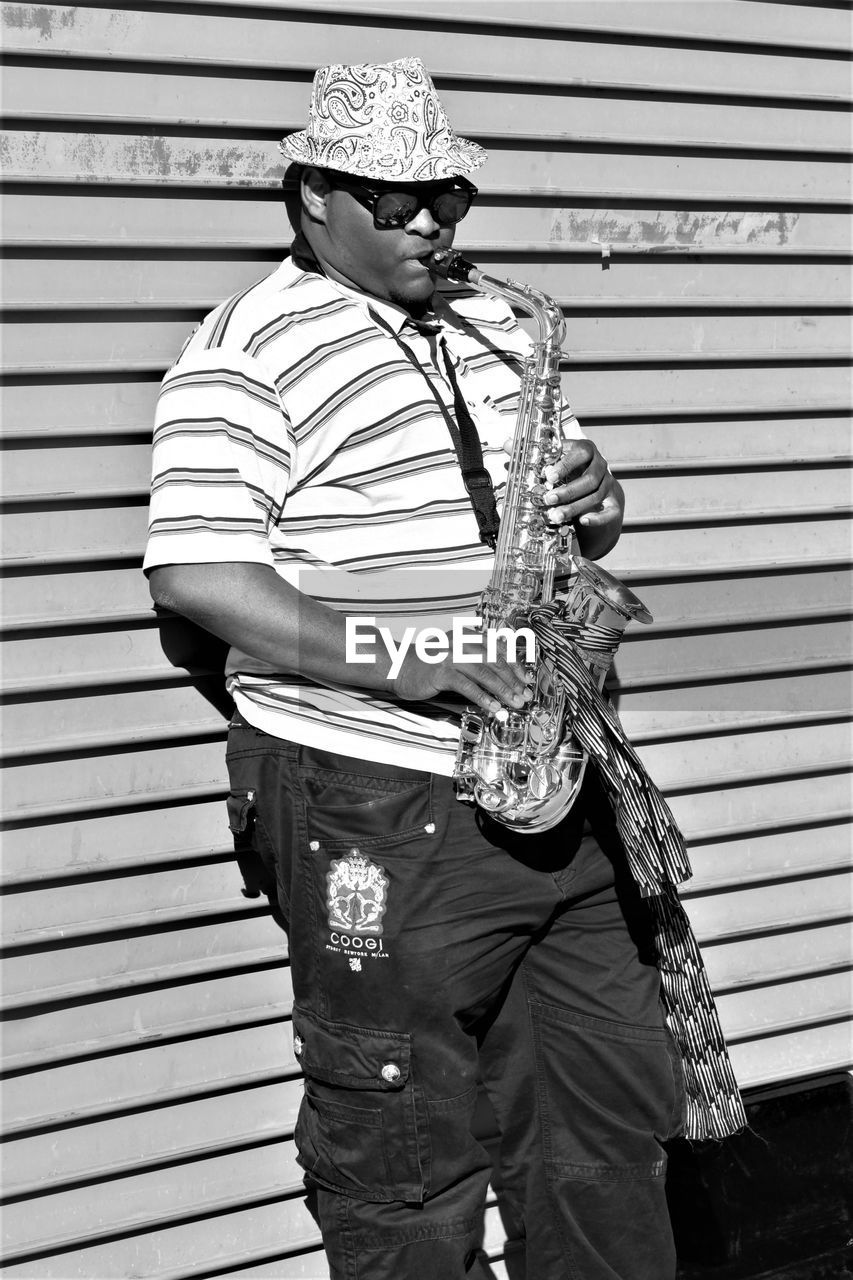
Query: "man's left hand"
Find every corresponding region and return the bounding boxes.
[541,438,623,530]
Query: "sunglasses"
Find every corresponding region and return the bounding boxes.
[328,174,478,229]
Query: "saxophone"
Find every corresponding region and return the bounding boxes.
[432,249,653,832]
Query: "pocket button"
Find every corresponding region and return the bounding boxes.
[294,1034,304,1058]
[380,1062,401,1084]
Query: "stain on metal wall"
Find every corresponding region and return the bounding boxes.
[1,2,851,1274]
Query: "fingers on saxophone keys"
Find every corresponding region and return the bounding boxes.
[464,666,530,713]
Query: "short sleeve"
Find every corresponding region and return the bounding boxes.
[143,348,295,573]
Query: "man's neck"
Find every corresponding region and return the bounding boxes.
[293,229,433,321]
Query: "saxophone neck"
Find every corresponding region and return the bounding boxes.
[432,250,565,349]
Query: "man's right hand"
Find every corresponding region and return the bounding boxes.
[148,562,532,715]
[389,629,532,714]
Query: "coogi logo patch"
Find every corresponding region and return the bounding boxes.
[326,849,389,935]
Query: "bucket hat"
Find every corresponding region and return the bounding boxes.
[279,57,487,182]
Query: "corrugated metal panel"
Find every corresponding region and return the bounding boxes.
[1,1,850,1274]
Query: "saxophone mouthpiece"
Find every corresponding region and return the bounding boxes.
[432,250,480,285]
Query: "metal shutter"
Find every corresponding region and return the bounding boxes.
[2,2,850,1274]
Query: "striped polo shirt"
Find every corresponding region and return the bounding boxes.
[144,253,584,773]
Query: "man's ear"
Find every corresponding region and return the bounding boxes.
[301,167,331,224]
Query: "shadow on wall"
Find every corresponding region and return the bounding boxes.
[155,609,234,721]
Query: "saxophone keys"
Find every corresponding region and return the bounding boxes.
[528,762,561,799]
[488,710,526,749]
[475,780,513,813]
[527,708,560,750]
[460,713,484,746]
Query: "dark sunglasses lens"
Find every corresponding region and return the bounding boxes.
[371,187,473,228]
[431,190,472,225]
[373,192,419,227]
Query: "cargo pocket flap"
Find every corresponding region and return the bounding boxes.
[293,1006,411,1091]
[226,788,255,835]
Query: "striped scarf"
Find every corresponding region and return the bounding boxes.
[530,601,747,1141]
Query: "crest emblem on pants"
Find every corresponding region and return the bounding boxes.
[326,849,389,935]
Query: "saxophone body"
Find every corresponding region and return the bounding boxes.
[432,249,652,832]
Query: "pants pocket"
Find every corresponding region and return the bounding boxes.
[298,747,434,849]
[225,786,278,903]
[292,1005,427,1204]
[531,1001,678,1181]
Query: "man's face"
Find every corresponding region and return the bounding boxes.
[304,172,466,314]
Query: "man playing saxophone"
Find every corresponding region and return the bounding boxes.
[145,58,704,1280]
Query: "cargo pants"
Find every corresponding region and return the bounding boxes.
[226,712,685,1280]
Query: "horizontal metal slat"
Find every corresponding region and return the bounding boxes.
[1,594,850,697]
[4,843,848,962]
[2,559,848,636]
[4,1077,301,1199]
[627,568,853,631]
[5,166,850,210]
[1,968,292,1072]
[716,970,851,1042]
[3,6,849,99]
[3,190,849,251]
[728,1020,852,1090]
[685,869,853,944]
[0,739,228,824]
[1,916,286,1014]
[3,860,253,947]
[1,1139,306,1264]
[618,617,852,682]
[5,442,852,509]
[5,87,853,154]
[4,669,847,765]
[6,351,851,382]
[618,466,853,522]
[701,921,852,991]
[195,0,853,51]
[2,686,228,761]
[6,811,850,951]
[595,415,853,468]
[6,437,853,508]
[1,375,160,437]
[3,714,850,828]
[618,670,852,742]
[638,721,851,793]
[3,913,847,1077]
[2,749,846,889]
[0,799,230,887]
[2,998,849,1262]
[2,440,153,499]
[2,1021,289,1135]
[686,822,853,894]
[4,294,851,316]
[4,313,849,378]
[0,565,154,630]
[3,824,849,991]
[7,513,847,582]
[0,1186,320,1279]
[3,596,849,694]
[3,545,849,586]
[11,978,848,1201]
[2,374,851,447]
[4,255,851,311]
[667,773,852,845]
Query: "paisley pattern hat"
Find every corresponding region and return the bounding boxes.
[280,57,487,182]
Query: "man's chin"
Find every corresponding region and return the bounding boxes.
[390,277,436,315]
